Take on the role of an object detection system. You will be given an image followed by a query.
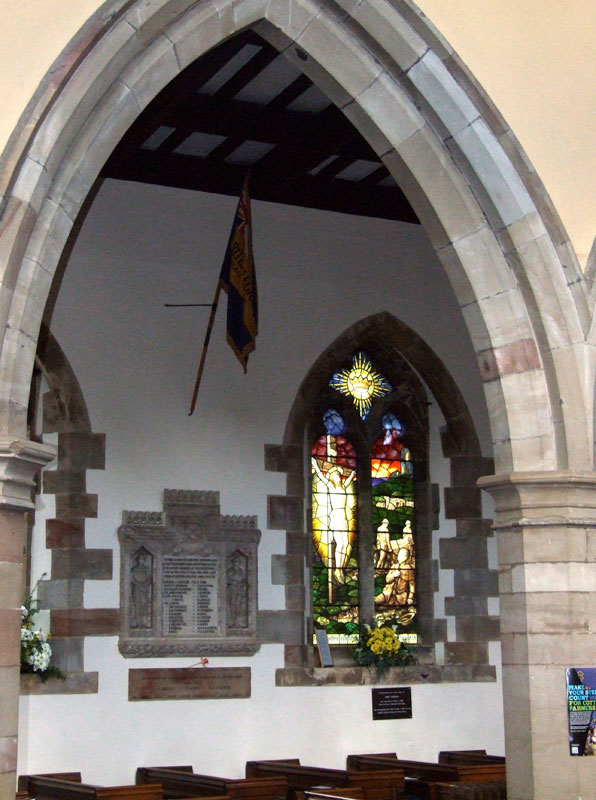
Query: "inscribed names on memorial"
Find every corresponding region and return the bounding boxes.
[162,556,219,636]
[118,489,260,658]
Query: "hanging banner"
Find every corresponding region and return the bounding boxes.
[566,667,596,755]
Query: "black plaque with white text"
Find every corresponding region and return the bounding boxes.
[372,687,412,720]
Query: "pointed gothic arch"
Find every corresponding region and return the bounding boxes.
[1,4,595,799]
[0,0,591,474]
[267,311,496,669]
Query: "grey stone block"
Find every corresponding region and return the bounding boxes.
[418,617,447,643]
[267,495,303,530]
[456,518,494,537]
[285,532,308,556]
[445,596,489,616]
[43,470,86,495]
[257,610,303,644]
[444,486,482,518]
[455,568,499,596]
[285,584,305,612]
[46,518,85,548]
[57,432,105,470]
[450,456,494,486]
[51,549,112,580]
[264,444,302,474]
[55,493,98,519]
[37,579,84,609]
[445,641,490,665]
[271,554,304,585]
[439,536,489,568]
[47,636,84,672]
[456,615,501,641]
[42,390,89,434]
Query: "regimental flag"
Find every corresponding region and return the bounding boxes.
[218,174,258,372]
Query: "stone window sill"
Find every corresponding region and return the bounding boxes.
[275,664,496,687]
[20,671,98,695]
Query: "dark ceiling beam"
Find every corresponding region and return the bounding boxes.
[212,41,278,101]
[267,74,313,110]
[100,151,419,223]
[152,95,375,156]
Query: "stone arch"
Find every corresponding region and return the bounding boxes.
[0,0,591,476]
[266,312,497,672]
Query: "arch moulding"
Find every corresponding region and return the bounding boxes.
[0,0,592,477]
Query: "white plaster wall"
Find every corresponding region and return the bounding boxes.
[18,179,503,782]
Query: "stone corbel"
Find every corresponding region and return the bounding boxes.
[0,436,56,510]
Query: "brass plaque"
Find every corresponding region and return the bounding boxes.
[128,667,250,700]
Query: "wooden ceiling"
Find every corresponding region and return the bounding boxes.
[102,29,419,224]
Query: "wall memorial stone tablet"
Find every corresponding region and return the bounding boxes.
[118,489,260,657]
[129,667,251,700]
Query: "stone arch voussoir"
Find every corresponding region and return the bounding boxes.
[0,0,590,470]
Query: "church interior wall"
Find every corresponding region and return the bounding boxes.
[17,177,503,782]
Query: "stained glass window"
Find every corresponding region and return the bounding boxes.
[311,410,360,643]
[372,414,416,630]
[312,355,418,647]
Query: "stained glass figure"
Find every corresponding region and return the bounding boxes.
[311,411,359,643]
[329,352,392,419]
[371,416,416,631]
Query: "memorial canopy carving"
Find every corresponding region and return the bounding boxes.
[118,490,260,657]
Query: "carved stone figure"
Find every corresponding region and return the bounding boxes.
[227,552,248,628]
[130,549,153,629]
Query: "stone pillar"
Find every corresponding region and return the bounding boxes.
[479,471,596,800]
[0,438,56,800]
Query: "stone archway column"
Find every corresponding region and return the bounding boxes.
[479,471,596,800]
[0,438,55,800]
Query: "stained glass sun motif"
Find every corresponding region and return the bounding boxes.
[329,352,392,419]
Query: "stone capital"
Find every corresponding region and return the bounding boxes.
[478,470,596,528]
[0,437,56,510]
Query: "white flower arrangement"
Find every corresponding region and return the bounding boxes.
[20,574,64,681]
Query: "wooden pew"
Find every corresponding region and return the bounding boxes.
[432,783,506,800]
[346,755,505,783]
[22,776,165,800]
[245,760,405,800]
[345,755,505,800]
[301,790,365,800]
[436,754,504,766]
[136,767,288,800]
[18,773,83,792]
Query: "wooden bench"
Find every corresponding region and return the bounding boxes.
[245,760,405,800]
[345,755,505,800]
[436,753,504,766]
[21,776,165,800]
[432,782,506,800]
[18,773,83,792]
[301,790,365,800]
[136,767,288,800]
[346,755,505,783]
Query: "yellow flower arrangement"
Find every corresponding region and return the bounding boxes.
[352,623,415,677]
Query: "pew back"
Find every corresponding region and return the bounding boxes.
[137,768,288,800]
[24,777,164,800]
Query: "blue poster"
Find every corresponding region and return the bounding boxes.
[567,667,596,755]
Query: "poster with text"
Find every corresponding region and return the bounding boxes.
[567,667,596,755]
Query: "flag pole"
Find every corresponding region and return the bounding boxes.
[188,283,223,415]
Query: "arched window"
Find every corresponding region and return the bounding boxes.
[310,352,419,646]
[267,313,497,679]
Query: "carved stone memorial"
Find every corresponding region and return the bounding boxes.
[118,489,261,657]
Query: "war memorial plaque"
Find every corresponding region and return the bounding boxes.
[118,490,261,658]
[129,667,251,700]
